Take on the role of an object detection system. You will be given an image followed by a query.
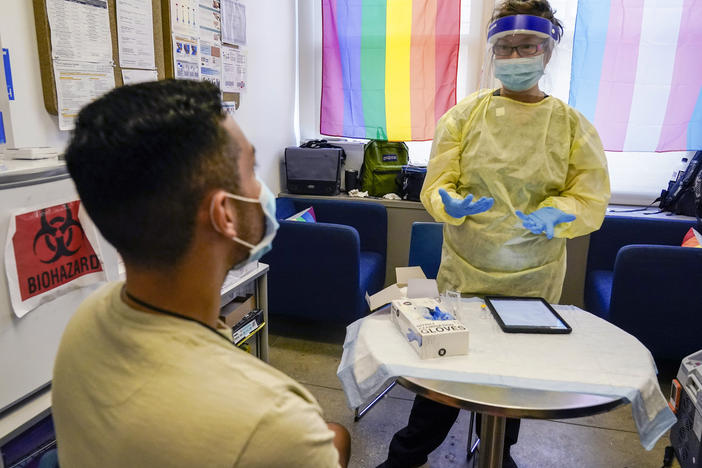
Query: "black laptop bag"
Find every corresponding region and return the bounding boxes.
[284,140,345,196]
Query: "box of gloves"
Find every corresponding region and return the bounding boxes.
[390,298,469,359]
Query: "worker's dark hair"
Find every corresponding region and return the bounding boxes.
[491,0,564,42]
[65,79,241,268]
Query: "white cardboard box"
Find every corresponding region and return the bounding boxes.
[390,298,469,359]
[365,266,440,311]
[3,147,60,160]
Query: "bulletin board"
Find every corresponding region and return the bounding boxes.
[160,0,245,109]
[32,0,167,116]
[33,0,246,120]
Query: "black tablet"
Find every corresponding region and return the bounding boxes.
[484,296,572,334]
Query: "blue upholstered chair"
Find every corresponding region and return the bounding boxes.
[408,222,444,278]
[38,448,59,468]
[354,221,444,421]
[584,216,702,366]
[261,197,387,324]
[405,221,479,458]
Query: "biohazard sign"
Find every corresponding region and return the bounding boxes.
[4,200,106,318]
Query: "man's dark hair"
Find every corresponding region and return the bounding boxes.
[65,79,240,268]
[492,0,564,43]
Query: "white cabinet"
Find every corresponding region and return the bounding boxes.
[219,262,269,362]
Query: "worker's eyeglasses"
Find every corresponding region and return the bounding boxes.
[493,42,546,58]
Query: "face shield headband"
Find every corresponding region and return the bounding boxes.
[487,15,560,45]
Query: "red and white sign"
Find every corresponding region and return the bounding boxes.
[4,200,106,318]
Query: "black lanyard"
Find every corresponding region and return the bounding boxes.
[122,287,235,347]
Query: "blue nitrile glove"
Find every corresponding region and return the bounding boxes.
[406,329,423,346]
[423,306,454,321]
[438,188,494,219]
[431,306,454,321]
[515,207,576,240]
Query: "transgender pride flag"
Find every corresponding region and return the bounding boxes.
[321,0,460,141]
[569,0,702,152]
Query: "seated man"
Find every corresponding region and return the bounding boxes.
[52,79,350,467]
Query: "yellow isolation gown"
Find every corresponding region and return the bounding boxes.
[420,90,611,303]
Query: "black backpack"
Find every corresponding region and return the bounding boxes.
[396,165,427,202]
[659,150,702,220]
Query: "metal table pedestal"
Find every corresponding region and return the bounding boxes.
[397,377,625,468]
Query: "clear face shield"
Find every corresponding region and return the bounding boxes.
[479,15,560,94]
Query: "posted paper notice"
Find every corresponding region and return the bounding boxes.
[121,69,158,85]
[46,0,112,62]
[221,0,246,45]
[116,0,156,69]
[53,61,115,130]
[222,45,246,92]
[223,101,237,116]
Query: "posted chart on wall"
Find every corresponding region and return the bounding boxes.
[200,41,221,88]
[170,0,198,37]
[172,34,200,80]
[199,0,222,43]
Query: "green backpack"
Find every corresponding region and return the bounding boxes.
[360,140,409,196]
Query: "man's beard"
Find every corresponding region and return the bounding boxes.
[229,203,265,269]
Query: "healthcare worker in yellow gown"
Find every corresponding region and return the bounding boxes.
[425,46,610,304]
[378,1,611,467]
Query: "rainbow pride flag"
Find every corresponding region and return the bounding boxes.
[321,0,460,141]
[569,0,702,152]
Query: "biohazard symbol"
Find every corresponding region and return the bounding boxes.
[32,204,85,264]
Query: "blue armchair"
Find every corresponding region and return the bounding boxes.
[261,197,387,323]
[408,222,443,279]
[584,216,702,366]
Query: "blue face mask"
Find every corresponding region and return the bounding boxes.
[494,55,545,92]
[212,176,279,267]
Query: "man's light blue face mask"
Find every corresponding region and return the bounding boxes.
[494,54,545,92]
[210,175,279,267]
